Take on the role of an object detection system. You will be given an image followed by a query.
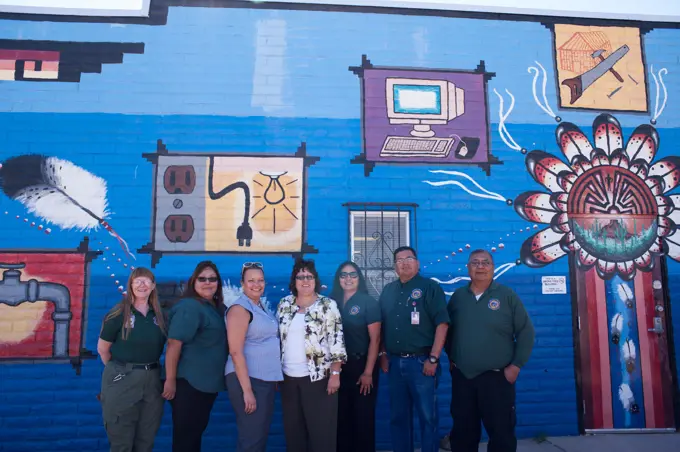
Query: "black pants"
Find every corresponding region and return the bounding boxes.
[449,366,517,452]
[337,355,380,452]
[169,378,218,452]
[281,374,338,452]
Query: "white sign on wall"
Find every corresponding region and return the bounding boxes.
[272,0,680,23]
[542,276,567,295]
[0,0,150,17]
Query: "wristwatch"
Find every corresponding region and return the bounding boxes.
[428,355,439,364]
[331,370,341,376]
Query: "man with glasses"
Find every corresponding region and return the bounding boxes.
[442,249,535,452]
[378,246,449,452]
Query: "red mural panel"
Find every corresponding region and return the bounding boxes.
[0,253,87,360]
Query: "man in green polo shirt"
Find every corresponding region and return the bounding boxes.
[443,249,535,452]
[379,246,449,452]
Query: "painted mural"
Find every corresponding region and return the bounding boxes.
[515,114,680,280]
[0,239,99,374]
[0,39,144,82]
[552,25,648,112]
[514,76,677,428]
[0,1,679,450]
[349,55,501,176]
[139,141,319,267]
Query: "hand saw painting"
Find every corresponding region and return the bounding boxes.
[553,25,648,113]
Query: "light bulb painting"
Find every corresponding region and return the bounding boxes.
[139,141,318,267]
[252,171,301,234]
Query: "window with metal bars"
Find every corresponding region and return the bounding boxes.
[344,203,418,300]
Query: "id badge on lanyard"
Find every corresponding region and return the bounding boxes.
[408,297,419,325]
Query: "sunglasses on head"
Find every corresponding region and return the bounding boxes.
[197,276,219,283]
[242,262,264,269]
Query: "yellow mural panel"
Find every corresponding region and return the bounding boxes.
[554,24,647,112]
[205,156,304,252]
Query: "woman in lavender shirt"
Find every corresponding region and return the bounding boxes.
[225,262,283,452]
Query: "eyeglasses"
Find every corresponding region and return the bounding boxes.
[243,262,263,269]
[132,278,153,287]
[468,260,492,268]
[340,271,358,279]
[197,276,219,283]
[296,274,315,281]
[395,256,416,264]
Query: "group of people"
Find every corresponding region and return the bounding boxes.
[97,246,535,452]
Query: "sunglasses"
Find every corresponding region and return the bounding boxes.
[340,271,358,279]
[296,274,315,281]
[197,276,219,283]
[243,262,264,269]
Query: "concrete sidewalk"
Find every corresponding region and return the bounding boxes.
[384,433,680,452]
[477,433,680,451]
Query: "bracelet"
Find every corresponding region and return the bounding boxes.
[378,351,386,357]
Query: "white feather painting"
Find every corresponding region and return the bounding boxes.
[8,156,108,230]
[610,313,623,344]
[0,154,135,260]
[618,383,636,412]
[617,283,634,308]
[622,338,637,373]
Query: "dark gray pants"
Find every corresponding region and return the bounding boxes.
[100,361,164,452]
[225,373,277,452]
[281,374,338,452]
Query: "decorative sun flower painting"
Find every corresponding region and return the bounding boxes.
[515,114,680,280]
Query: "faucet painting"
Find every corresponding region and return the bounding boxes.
[0,263,72,358]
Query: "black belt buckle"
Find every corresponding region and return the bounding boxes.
[397,348,429,358]
[132,362,158,370]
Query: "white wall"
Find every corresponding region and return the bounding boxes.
[280,0,680,22]
[0,0,149,16]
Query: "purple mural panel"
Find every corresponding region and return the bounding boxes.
[350,55,500,176]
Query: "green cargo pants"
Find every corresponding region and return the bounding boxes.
[100,361,164,452]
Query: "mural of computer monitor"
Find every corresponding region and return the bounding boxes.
[385,78,465,138]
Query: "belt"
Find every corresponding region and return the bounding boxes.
[113,360,159,370]
[391,348,430,358]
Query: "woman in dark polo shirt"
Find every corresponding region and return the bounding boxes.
[97,267,167,452]
[162,261,228,452]
[330,261,382,452]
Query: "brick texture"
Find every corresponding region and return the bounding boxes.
[0,5,679,452]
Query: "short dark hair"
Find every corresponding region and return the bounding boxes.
[330,261,369,302]
[393,246,417,260]
[468,249,494,263]
[289,258,322,297]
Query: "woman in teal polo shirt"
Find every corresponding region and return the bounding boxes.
[330,261,381,452]
[97,267,167,452]
[162,261,228,452]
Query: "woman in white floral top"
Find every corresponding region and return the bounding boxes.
[277,258,347,452]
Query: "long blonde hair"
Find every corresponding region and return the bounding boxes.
[102,267,167,340]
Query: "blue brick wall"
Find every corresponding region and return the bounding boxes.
[0,5,679,452]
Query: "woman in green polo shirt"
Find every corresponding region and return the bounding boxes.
[97,267,167,452]
[331,261,381,452]
[162,260,228,452]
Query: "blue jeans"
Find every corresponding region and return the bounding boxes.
[387,355,440,452]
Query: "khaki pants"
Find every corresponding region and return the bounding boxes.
[100,361,164,452]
